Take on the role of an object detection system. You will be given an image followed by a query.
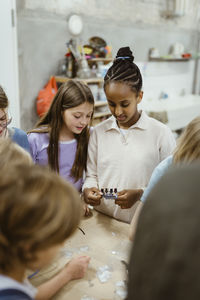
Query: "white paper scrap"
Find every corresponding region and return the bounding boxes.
[96,265,112,283]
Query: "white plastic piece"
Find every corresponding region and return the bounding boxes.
[81,296,98,300]
[79,245,89,252]
[96,265,112,283]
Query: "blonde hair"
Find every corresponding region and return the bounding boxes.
[0,139,32,169]
[173,116,200,164]
[0,164,81,272]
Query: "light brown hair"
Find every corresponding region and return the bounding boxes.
[173,116,200,164]
[28,79,94,181]
[0,164,81,272]
[0,139,32,170]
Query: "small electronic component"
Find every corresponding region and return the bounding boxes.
[101,188,118,199]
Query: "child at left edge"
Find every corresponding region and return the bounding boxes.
[0,85,30,152]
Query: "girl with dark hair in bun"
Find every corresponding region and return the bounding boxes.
[83,47,175,224]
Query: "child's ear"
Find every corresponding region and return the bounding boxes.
[137,91,143,104]
[20,243,33,258]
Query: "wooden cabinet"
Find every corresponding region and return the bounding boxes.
[55,76,111,125]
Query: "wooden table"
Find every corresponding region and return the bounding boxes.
[30,210,132,300]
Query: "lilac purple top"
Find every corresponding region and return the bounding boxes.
[27,132,83,191]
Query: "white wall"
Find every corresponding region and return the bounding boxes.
[17,0,200,130]
[138,60,195,102]
[23,0,200,30]
[0,0,20,127]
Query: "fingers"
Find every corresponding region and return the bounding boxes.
[84,205,93,217]
[75,256,90,278]
[91,187,102,195]
[84,187,102,206]
[115,199,129,209]
[86,198,101,206]
[66,256,91,280]
[117,190,126,197]
[78,255,91,264]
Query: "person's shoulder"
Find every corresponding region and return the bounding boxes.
[151,155,173,183]
[146,115,168,128]
[0,275,34,300]
[12,127,27,138]
[157,155,173,170]
[28,131,49,144]
[145,114,173,135]
[28,131,48,138]
[92,116,113,133]
[0,288,32,300]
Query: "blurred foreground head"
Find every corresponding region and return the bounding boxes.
[128,163,200,300]
[0,138,32,170]
[0,164,81,272]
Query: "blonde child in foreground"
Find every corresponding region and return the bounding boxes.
[0,138,32,168]
[0,143,90,299]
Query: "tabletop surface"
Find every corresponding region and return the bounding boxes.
[30,210,132,300]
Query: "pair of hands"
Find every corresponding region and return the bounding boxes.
[83,187,143,209]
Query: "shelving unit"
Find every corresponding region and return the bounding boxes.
[55,76,103,84]
[93,111,111,118]
[87,58,112,63]
[149,57,191,62]
[94,101,108,107]
[54,76,110,125]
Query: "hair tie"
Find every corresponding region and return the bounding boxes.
[115,56,131,60]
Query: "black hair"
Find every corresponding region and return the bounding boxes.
[104,47,142,94]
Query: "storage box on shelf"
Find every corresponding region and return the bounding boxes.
[55,76,111,126]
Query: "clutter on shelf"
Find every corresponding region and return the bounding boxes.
[55,36,113,125]
[58,36,112,79]
[148,42,192,61]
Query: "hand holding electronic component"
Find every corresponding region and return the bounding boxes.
[101,188,118,199]
[83,187,102,206]
[115,189,144,209]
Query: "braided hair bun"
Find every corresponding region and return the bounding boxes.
[104,46,142,93]
[115,46,134,63]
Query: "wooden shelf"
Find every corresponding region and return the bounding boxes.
[94,101,107,107]
[55,76,103,84]
[87,58,113,64]
[93,111,111,119]
[149,57,190,62]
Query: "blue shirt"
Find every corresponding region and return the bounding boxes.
[141,155,173,202]
[0,275,36,300]
[8,127,30,153]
